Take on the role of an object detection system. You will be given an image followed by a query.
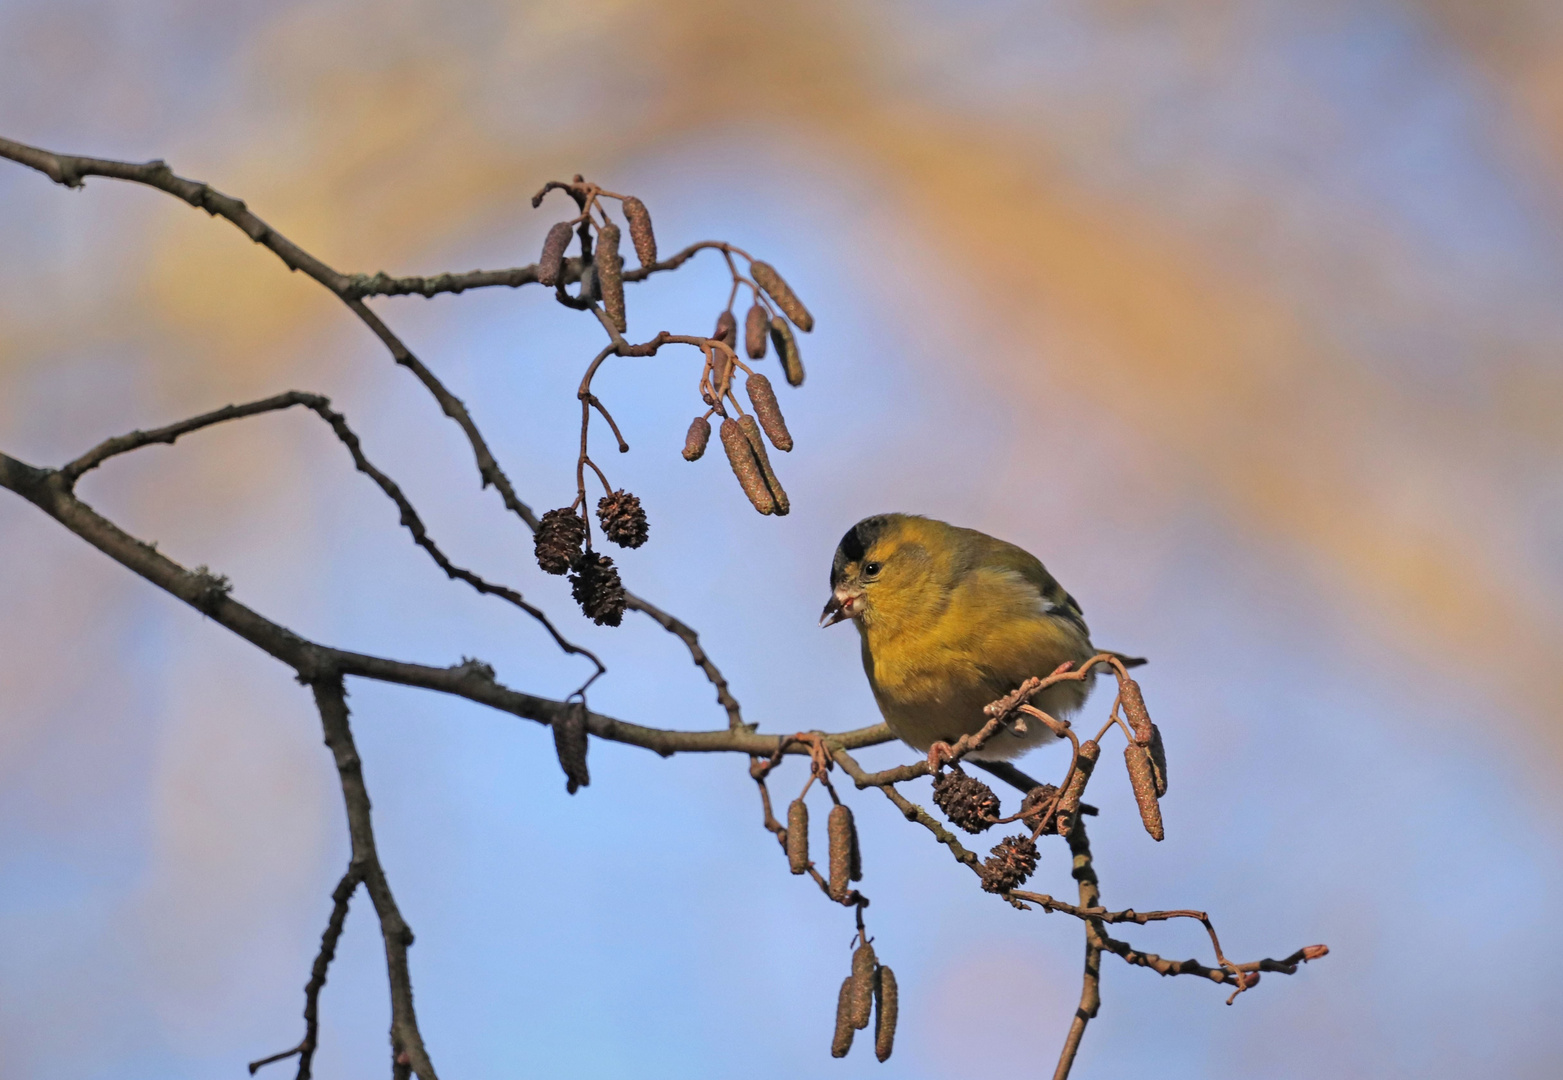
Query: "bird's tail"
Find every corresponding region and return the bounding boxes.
[1105,650,1147,669]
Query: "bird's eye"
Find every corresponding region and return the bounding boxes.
[863,561,883,578]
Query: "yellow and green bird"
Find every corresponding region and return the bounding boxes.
[821,514,1143,763]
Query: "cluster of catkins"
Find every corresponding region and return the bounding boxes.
[683,263,813,516]
[533,491,648,626]
[535,189,657,335]
[831,936,898,1063]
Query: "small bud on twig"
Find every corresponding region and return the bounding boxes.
[682,416,711,461]
[831,977,855,1058]
[719,418,775,514]
[1055,739,1100,837]
[750,260,814,331]
[534,507,587,575]
[1124,743,1165,841]
[769,316,804,387]
[552,700,589,794]
[786,799,809,874]
[744,303,769,359]
[827,803,857,901]
[745,374,793,452]
[931,767,999,833]
[596,223,626,333]
[874,966,898,1062]
[538,222,572,287]
[569,551,627,627]
[621,196,657,267]
[596,489,649,548]
[713,309,737,349]
[848,940,877,1029]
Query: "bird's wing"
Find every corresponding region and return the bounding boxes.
[962,529,1091,638]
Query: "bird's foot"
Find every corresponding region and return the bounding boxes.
[926,740,957,773]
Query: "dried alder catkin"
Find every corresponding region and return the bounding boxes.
[827,803,856,901]
[552,701,589,794]
[1148,722,1169,797]
[569,551,626,627]
[931,767,1000,833]
[538,221,573,287]
[740,415,790,516]
[874,966,898,1062]
[980,834,1039,893]
[749,260,814,331]
[744,374,793,451]
[596,490,648,549]
[621,195,657,267]
[831,977,855,1058]
[719,418,775,514]
[786,799,809,874]
[1020,783,1060,836]
[682,416,711,461]
[596,222,626,333]
[744,302,769,359]
[1055,738,1100,837]
[848,941,877,1029]
[769,316,805,387]
[1120,676,1154,744]
[534,507,587,575]
[1124,744,1165,841]
[713,309,738,349]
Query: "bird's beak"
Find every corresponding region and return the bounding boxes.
[820,588,856,628]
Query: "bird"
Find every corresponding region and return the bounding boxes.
[820,514,1142,773]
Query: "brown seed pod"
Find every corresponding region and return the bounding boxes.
[682,416,711,461]
[874,966,898,1062]
[538,221,573,287]
[749,260,814,331]
[930,767,1000,833]
[1148,722,1168,797]
[534,507,587,575]
[744,303,769,359]
[621,195,657,267]
[1055,739,1101,837]
[719,418,775,514]
[980,834,1039,893]
[1020,783,1060,836]
[713,309,738,349]
[569,551,626,627]
[786,799,809,874]
[831,976,855,1058]
[740,415,790,516]
[744,374,793,452]
[827,803,856,901]
[596,489,649,549]
[1120,676,1153,745]
[848,940,877,1029]
[596,223,625,333]
[1124,743,1165,841]
[552,700,589,794]
[769,316,805,387]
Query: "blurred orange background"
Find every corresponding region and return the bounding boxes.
[3,2,1562,1077]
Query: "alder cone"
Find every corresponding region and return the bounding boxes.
[1020,783,1061,835]
[745,374,793,452]
[931,767,999,833]
[980,834,1039,893]
[749,260,814,331]
[682,415,711,461]
[720,418,775,514]
[769,316,805,387]
[538,221,573,287]
[552,701,589,794]
[740,415,789,516]
[713,309,738,349]
[621,195,657,266]
[786,799,809,874]
[569,551,626,626]
[596,489,649,549]
[534,507,586,575]
[597,223,626,333]
[744,302,768,359]
[874,966,898,1062]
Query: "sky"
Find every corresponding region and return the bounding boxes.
[3,1,1563,1077]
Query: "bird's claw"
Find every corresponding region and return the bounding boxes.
[926,740,957,773]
